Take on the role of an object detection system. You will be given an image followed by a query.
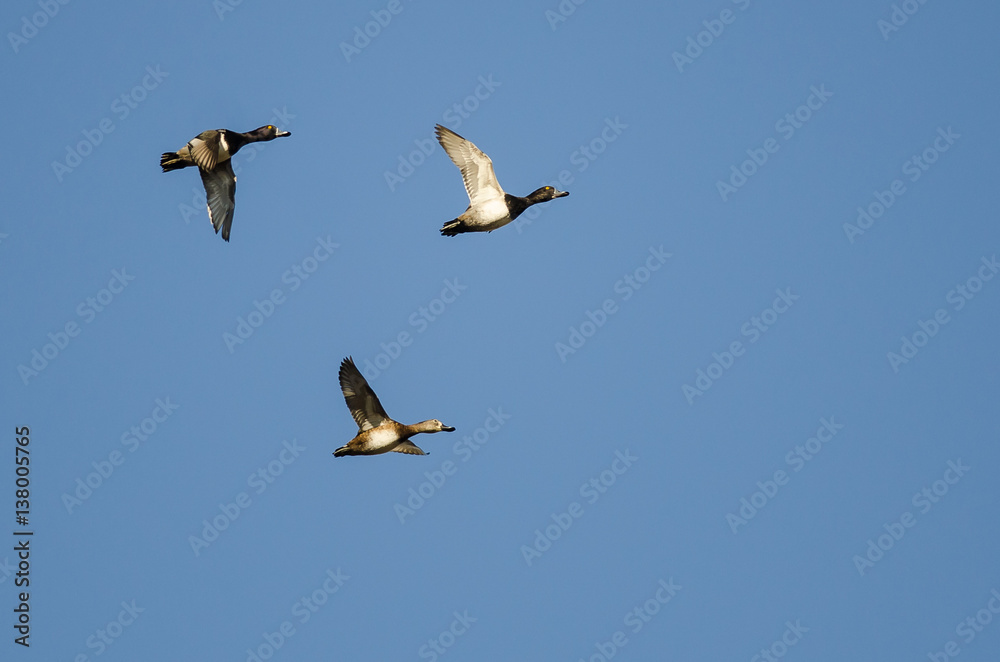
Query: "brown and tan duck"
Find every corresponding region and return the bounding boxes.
[333,357,455,457]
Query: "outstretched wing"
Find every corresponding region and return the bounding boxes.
[392,441,427,455]
[339,357,390,431]
[199,160,236,241]
[435,124,505,207]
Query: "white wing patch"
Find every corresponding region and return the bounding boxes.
[188,136,219,171]
[436,125,505,207]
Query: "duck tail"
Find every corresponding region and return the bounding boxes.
[160,151,189,172]
[440,219,468,237]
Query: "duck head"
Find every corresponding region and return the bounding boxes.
[527,185,569,202]
[416,419,456,433]
[249,125,292,141]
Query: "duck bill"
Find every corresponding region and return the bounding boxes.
[276,129,291,137]
[553,189,569,198]
[441,425,456,432]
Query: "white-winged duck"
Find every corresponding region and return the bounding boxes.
[333,357,455,457]
[435,124,568,236]
[160,125,290,241]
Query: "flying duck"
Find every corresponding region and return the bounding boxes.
[435,124,568,236]
[333,357,455,457]
[160,125,290,241]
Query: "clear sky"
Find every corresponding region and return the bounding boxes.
[3,0,999,660]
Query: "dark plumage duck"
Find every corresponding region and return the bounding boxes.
[160,125,290,241]
[333,357,455,457]
[435,124,568,236]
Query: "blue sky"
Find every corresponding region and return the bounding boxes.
[3,0,999,659]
